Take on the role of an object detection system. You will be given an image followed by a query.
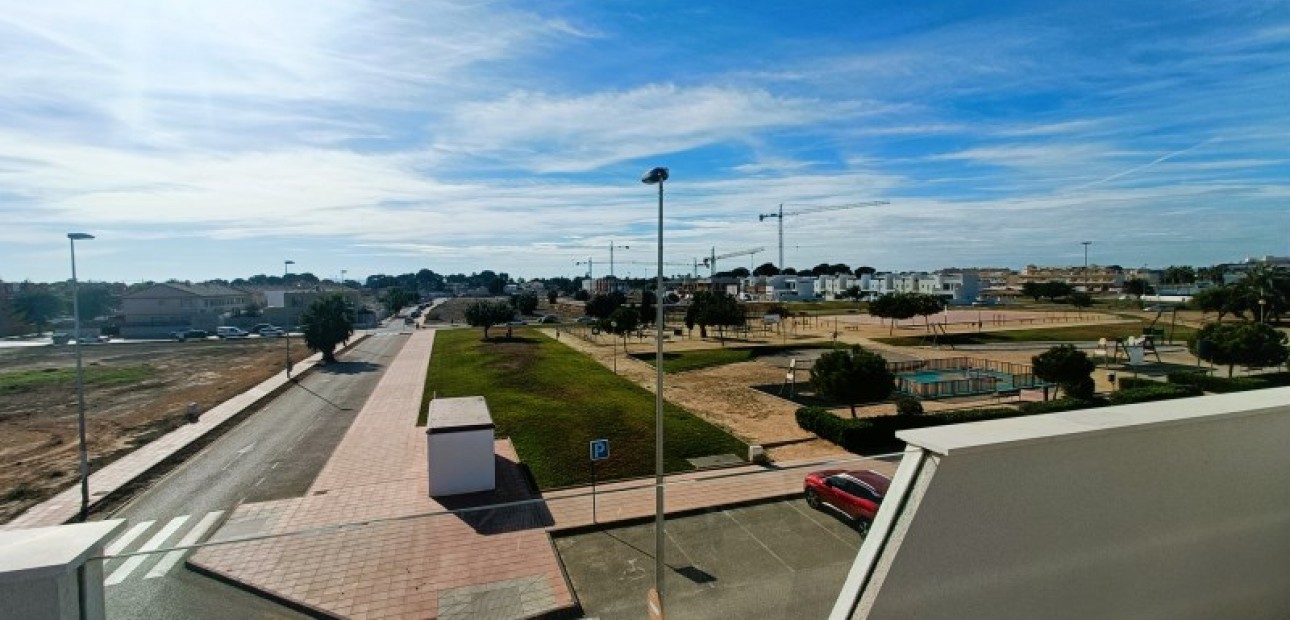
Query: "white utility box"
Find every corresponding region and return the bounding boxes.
[426,396,496,496]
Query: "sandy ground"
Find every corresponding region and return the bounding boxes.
[0,338,312,523]
[542,308,1225,462]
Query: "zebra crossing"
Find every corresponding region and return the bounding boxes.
[101,511,224,586]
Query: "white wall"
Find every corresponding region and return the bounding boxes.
[427,430,495,496]
[837,389,1290,620]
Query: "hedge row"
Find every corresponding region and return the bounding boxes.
[795,406,1027,454]
[1167,371,1290,394]
[1114,377,1160,390]
[1107,383,1203,405]
[799,383,1210,454]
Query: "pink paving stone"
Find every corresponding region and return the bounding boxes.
[190,328,895,618]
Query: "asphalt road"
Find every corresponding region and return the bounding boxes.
[102,325,412,619]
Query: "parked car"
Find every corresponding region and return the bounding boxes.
[172,329,211,341]
[537,315,560,324]
[575,316,597,324]
[249,323,273,333]
[804,469,891,534]
[505,319,526,326]
[257,326,285,337]
[216,326,250,339]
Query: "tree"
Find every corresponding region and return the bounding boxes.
[604,306,640,354]
[1040,281,1075,302]
[685,291,744,343]
[1191,286,1241,322]
[1162,265,1196,285]
[782,268,797,275]
[895,395,924,416]
[1021,281,1044,302]
[12,290,62,335]
[510,292,538,315]
[868,293,918,335]
[1197,265,1227,284]
[1032,345,1096,400]
[464,300,515,339]
[639,290,656,326]
[809,345,894,418]
[841,285,863,303]
[547,290,558,306]
[1190,321,1288,377]
[911,293,945,332]
[75,286,115,320]
[300,294,355,364]
[729,267,751,278]
[753,262,780,277]
[853,266,877,276]
[1122,278,1153,298]
[1069,291,1093,309]
[585,292,626,319]
[381,288,415,315]
[573,289,590,301]
[1236,266,1289,324]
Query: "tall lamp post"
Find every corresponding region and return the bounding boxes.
[284,260,295,377]
[67,232,95,521]
[641,166,668,617]
[1081,241,1092,293]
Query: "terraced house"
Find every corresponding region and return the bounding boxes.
[120,283,252,338]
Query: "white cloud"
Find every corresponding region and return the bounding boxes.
[436,85,874,172]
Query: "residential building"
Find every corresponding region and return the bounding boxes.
[1013,264,1124,293]
[120,283,253,338]
[853,271,982,304]
[261,287,362,328]
[814,274,859,300]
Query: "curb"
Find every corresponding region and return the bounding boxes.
[5,335,371,528]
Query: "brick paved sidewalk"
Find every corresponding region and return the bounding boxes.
[3,336,368,531]
[191,331,575,620]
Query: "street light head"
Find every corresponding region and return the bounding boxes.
[641,167,669,184]
[67,233,94,241]
[285,260,296,265]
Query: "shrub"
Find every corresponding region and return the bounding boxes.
[1018,398,1106,415]
[1166,371,1290,393]
[894,395,924,416]
[1107,384,1202,406]
[1032,345,1096,399]
[1114,377,1159,390]
[796,406,1027,454]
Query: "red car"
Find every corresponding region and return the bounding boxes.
[804,469,891,534]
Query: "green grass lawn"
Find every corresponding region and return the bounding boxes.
[0,365,155,394]
[422,328,747,488]
[874,321,1198,347]
[631,344,831,373]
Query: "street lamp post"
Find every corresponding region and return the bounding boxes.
[641,166,669,617]
[1081,241,1092,293]
[284,260,295,377]
[67,232,95,521]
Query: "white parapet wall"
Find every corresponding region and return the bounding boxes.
[832,387,1290,620]
[0,520,125,620]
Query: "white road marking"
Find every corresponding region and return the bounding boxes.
[106,515,189,586]
[722,510,795,572]
[145,511,223,580]
[105,520,155,556]
[236,442,257,456]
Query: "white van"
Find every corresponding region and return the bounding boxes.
[216,326,250,339]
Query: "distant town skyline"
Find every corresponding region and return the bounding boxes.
[2,1,1287,283]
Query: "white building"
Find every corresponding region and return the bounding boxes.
[860,272,981,304]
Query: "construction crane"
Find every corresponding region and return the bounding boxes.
[574,258,597,279]
[759,201,890,269]
[702,246,766,277]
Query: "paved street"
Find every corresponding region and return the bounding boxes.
[101,326,412,619]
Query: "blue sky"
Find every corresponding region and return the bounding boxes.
[1,0,1287,283]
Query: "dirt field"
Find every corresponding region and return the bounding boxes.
[0,338,312,523]
[542,308,1184,462]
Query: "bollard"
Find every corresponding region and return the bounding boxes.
[186,402,200,423]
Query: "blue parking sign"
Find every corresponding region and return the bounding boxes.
[590,439,610,461]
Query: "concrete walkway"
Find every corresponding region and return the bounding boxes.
[3,337,366,531]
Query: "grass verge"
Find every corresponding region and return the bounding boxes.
[630,343,831,374]
[874,322,1198,347]
[0,364,156,394]
[422,328,748,488]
